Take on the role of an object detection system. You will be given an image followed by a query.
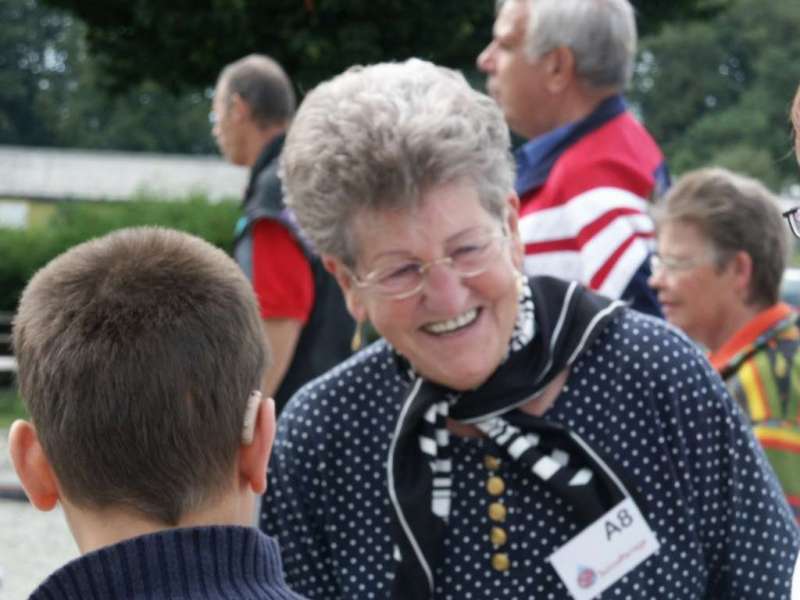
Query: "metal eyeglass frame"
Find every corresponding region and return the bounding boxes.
[783,206,800,240]
[350,233,509,300]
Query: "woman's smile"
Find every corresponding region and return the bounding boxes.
[422,307,480,335]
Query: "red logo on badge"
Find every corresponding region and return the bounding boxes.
[577,566,597,589]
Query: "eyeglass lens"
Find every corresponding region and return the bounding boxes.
[361,234,505,298]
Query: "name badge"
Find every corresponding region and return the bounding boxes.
[547,497,660,600]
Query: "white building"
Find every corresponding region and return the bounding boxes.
[0,145,248,227]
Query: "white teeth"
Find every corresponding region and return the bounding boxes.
[425,308,479,334]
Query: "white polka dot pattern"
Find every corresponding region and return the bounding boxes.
[262,310,800,599]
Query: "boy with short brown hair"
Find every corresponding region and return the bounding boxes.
[9,227,306,599]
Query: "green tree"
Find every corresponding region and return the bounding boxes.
[0,0,76,145]
[630,0,800,190]
[49,63,217,154]
[39,0,728,95]
[633,0,731,34]
[3,0,733,153]
[1,0,216,153]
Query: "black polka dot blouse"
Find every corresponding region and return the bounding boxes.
[262,310,800,599]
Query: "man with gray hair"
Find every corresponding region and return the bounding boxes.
[478,0,669,316]
[212,54,353,414]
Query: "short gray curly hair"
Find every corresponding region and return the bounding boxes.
[504,0,636,90]
[280,59,515,264]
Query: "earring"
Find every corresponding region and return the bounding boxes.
[516,271,526,295]
[351,320,363,352]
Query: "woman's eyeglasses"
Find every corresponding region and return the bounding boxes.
[350,229,509,300]
[649,253,715,275]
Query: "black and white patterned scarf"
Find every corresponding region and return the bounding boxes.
[387,276,629,599]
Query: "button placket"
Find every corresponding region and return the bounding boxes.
[484,453,511,572]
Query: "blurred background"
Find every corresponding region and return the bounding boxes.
[2,0,800,591]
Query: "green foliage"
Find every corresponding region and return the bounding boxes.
[0,0,75,145]
[38,0,726,95]
[630,0,800,190]
[4,0,733,153]
[1,0,216,153]
[0,195,240,312]
[632,0,731,34]
[37,0,496,95]
[48,77,217,154]
[0,387,26,428]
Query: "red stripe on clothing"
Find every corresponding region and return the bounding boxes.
[577,207,649,250]
[590,232,651,289]
[524,207,647,254]
[546,115,664,203]
[708,303,796,373]
[524,238,580,254]
[759,437,800,453]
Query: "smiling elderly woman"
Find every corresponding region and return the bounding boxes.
[261,59,799,599]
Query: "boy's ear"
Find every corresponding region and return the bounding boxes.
[238,396,275,495]
[8,419,61,511]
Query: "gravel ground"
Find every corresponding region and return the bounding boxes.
[0,429,78,598]
[0,500,77,598]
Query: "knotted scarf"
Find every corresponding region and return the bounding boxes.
[387,276,629,599]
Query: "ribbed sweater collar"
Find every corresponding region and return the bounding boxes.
[29,525,304,599]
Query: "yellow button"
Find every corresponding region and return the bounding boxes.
[486,476,506,496]
[488,502,507,522]
[491,553,510,572]
[490,526,508,547]
[484,455,501,470]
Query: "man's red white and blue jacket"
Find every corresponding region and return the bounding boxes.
[515,94,669,316]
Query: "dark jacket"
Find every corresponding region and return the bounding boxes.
[233,134,354,412]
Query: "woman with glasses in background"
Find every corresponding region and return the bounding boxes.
[262,60,799,599]
[785,84,800,240]
[650,166,800,522]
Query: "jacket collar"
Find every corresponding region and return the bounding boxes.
[514,94,626,196]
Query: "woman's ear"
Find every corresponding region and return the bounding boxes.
[728,250,753,299]
[504,193,525,270]
[8,419,61,511]
[323,255,368,323]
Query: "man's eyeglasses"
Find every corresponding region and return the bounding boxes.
[350,228,509,300]
[783,206,800,239]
